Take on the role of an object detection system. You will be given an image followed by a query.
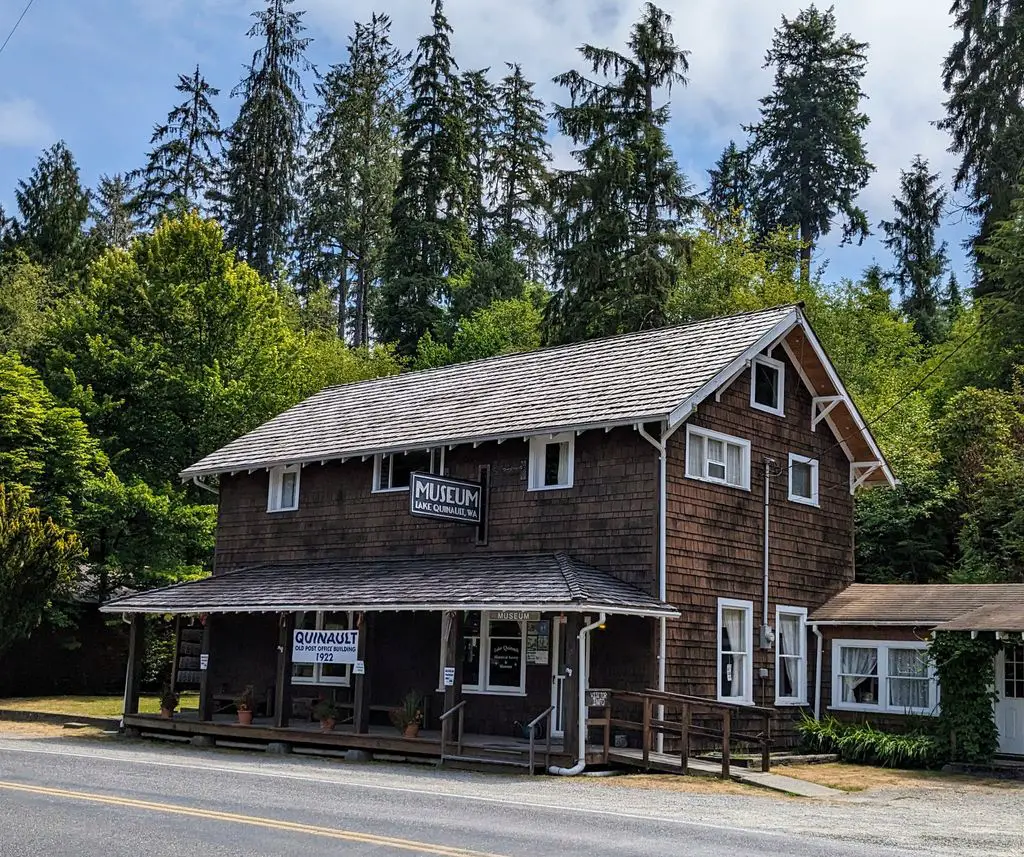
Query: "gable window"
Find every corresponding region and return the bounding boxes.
[373,447,444,492]
[751,354,785,416]
[718,598,753,703]
[528,433,574,490]
[832,640,937,714]
[788,454,819,506]
[438,611,527,695]
[267,464,301,512]
[686,426,750,490]
[292,611,353,686]
[775,606,807,705]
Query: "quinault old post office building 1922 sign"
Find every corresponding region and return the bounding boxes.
[292,629,359,664]
[409,472,483,525]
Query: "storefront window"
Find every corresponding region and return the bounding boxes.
[441,611,527,694]
[292,610,352,686]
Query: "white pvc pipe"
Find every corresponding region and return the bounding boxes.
[549,611,606,776]
[812,623,823,720]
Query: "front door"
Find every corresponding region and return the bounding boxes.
[550,619,567,738]
[997,645,1024,756]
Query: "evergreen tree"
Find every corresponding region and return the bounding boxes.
[946,271,964,320]
[221,0,312,280]
[134,66,223,225]
[747,5,873,281]
[938,0,1024,279]
[880,155,949,345]
[490,63,550,276]
[706,140,754,222]
[545,2,694,343]
[462,68,498,251]
[299,13,406,345]
[7,141,91,279]
[378,0,472,355]
[90,173,140,250]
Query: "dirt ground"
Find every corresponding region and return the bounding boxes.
[0,722,116,740]
[777,761,1024,792]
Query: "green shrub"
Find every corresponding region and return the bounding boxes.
[796,714,944,768]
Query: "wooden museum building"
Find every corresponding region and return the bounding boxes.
[102,304,895,772]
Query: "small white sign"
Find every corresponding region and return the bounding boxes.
[199,654,209,671]
[493,610,540,622]
[353,660,365,675]
[443,666,456,687]
[292,629,359,664]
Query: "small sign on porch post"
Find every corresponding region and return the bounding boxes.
[199,654,209,671]
[443,666,456,687]
[353,660,365,675]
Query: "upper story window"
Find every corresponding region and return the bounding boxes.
[267,464,300,512]
[751,354,785,416]
[788,453,819,506]
[685,426,750,491]
[831,640,937,715]
[373,448,444,492]
[528,433,574,491]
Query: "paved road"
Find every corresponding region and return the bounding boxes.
[0,737,1016,856]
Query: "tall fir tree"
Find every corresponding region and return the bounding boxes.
[221,0,312,280]
[134,67,223,226]
[880,155,949,345]
[747,5,873,281]
[706,140,754,222]
[461,68,499,251]
[299,13,406,345]
[90,174,140,250]
[938,0,1024,287]
[378,0,472,355]
[545,2,694,343]
[490,63,550,276]
[6,141,91,280]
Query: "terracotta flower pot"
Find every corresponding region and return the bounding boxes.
[238,709,254,725]
[159,708,174,720]
[403,723,420,739]
[320,717,336,732]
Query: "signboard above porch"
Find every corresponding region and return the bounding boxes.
[292,629,359,664]
[409,472,483,525]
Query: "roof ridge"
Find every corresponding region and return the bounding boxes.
[554,552,587,602]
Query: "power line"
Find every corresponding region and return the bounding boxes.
[0,0,35,58]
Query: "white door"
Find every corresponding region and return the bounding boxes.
[550,619,567,738]
[997,645,1024,756]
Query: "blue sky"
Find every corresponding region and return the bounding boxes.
[0,0,971,285]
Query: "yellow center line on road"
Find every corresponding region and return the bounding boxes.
[0,780,509,857]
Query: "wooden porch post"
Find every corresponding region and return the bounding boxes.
[274,612,294,728]
[562,614,583,758]
[198,614,214,721]
[353,612,373,734]
[441,610,463,737]
[122,614,144,717]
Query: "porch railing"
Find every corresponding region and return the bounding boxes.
[588,688,774,778]
[439,699,467,761]
[526,704,555,775]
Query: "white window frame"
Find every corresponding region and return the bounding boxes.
[750,354,785,417]
[372,447,444,493]
[527,432,575,491]
[437,611,528,696]
[267,464,301,512]
[685,426,751,491]
[830,640,938,715]
[787,453,820,507]
[291,610,354,687]
[775,606,808,705]
[717,598,754,704]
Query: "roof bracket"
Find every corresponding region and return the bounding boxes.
[850,461,882,494]
[811,396,844,432]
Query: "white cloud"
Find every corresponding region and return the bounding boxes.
[0,97,54,148]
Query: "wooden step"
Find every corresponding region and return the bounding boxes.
[442,753,532,770]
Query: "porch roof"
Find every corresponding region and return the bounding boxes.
[934,604,1024,634]
[809,583,1024,627]
[99,553,679,618]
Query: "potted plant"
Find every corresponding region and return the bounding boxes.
[313,698,340,732]
[235,686,255,725]
[389,691,423,739]
[159,689,180,719]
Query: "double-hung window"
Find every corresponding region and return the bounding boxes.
[751,354,785,416]
[788,454,819,506]
[686,426,751,490]
[775,606,807,704]
[528,433,574,490]
[832,640,937,714]
[267,464,301,512]
[373,447,444,492]
[439,611,527,695]
[292,611,353,686]
[718,598,753,703]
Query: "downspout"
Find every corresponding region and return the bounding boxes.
[811,623,824,720]
[762,459,774,641]
[192,476,219,496]
[548,611,606,776]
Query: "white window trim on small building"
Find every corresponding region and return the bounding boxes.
[831,639,938,716]
[267,463,301,512]
[788,453,820,507]
[527,432,575,491]
[718,597,754,704]
[292,610,354,687]
[372,447,445,493]
[685,426,751,491]
[775,606,808,705]
[750,353,785,417]
[437,611,528,696]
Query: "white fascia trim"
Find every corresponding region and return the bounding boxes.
[809,620,936,627]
